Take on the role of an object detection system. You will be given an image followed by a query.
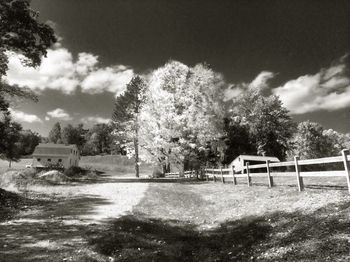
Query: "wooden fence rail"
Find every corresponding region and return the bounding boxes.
[204,149,350,194]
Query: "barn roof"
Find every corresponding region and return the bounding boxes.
[33,143,77,157]
[231,155,280,163]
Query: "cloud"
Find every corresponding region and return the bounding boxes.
[224,71,275,101]
[249,71,275,90]
[47,108,72,121]
[81,66,134,97]
[45,116,50,121]
[81,116,110,125]
[9,109,42,123]
[4,45,133,97]
[273,55,350,114]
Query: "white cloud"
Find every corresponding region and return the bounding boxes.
[9,109,42,123]
[249,71,275,90]
[5,45,133,97]
[81,116,110,125]
[273,55,350,114]
[45,116,50,121]
[47,108,72,121]
[224,71,275,101]
[81,66,134,97]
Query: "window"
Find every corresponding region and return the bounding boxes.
[48,159,51,162]
[37,158,41,161]
[58,159,62,162]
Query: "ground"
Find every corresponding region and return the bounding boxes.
[1,157,350,261]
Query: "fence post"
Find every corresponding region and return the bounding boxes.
[294,156,304,192]
[266,160,273,188]
[231,165,237,185]
[220,166,225,183]
[246,162,251,187]
[341,149,350,194]
[213,172,217,182]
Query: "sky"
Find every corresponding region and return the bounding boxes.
[4,0,350,135]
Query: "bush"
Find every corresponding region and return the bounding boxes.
[64,166,86,178]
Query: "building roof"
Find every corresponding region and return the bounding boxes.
[32,143,77,157]
[232,155,280,163]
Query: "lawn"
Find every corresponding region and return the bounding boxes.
[87,182,350,261]
[2,157,350,261]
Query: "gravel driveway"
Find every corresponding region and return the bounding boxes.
[0,181,149,261]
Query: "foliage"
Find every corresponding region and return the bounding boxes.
[226,86,296,161]
[291,121,347,159]
[0,0,56,115]
[64,166,86,178]
[0,115,22,166]
[82,123,114,155]
[48,122,62,144]
[62,123,87,149]
[221,117,255,165]
[0,0,56,75]
[17,129,41,156]
[138,61,225,173]
[112,75,147,177]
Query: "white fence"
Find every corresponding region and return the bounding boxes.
[204,149,350,193]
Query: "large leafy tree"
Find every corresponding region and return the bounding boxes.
[291,121,347,159]
[226,86,296,161]
[0,0,56,115]
[82,123,113,155]
[138,61,225,174]
[62,123,87,149]
[0,0,56,74]
[0,116,22,167]
[48,122,62,144]
[17,129,41,156]
[112,76,146,177]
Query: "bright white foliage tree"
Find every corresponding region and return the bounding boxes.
[138,60,225,173]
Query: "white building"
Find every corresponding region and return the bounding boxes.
[32,143,80,169]
[230,155,280,173]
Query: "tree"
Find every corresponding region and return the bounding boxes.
[291,121,347,159]
[17,129,41,156]
[227,86,296,161]
[0,0,56,114]
[0,0,56,75]
[137,61,225,174]
[221,117,255,165]
[112,76,146,177]
[0,116,22,167]
[62,123,87,149]
[82,123,114,155]
[48,122,62,144]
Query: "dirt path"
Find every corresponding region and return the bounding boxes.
[0,181,149,262]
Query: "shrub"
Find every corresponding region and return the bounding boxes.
[64,166,86,178]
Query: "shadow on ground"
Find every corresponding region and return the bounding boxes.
[88,201,350,262]
[0,194,112,262]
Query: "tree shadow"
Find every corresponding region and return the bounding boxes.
[0,194,113,262]
[88,200,350,261]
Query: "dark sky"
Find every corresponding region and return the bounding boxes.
[9,0,350,134]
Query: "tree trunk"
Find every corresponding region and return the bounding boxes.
[134,117,140,178]
[8,160,11,168]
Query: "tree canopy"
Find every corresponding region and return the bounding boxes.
[137,61,226,172]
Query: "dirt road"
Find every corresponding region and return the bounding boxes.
[0,180,149,262]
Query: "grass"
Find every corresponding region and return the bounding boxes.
[87,183,350,261]
[80,155,153,177]
[3,155,350,261]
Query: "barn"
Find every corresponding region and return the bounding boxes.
[32,143,80,169]
[230,155,280,172]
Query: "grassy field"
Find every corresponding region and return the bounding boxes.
[2,156,350,261]
[80,155,153,177]
[0,155,154,178]
[88,182,350,261]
